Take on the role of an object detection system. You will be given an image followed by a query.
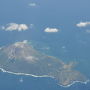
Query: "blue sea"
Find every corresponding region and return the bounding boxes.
[0,0,90,90]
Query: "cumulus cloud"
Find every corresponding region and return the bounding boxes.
[76,22,90,27]
[14,40,28,48]
[44,27,59,33]
[2,23,29,31]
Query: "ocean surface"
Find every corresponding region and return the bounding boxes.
[0,70,90,90]
[0,0,90,89]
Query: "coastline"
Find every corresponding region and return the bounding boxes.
[0,67,89,88]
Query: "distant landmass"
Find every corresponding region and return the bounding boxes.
[0,40,88,87]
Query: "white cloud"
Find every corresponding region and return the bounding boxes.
[76,21,90,27]
[44,27,59,33]
[2,23,29,31]
[29,3,37,7]
[14,40,28,48]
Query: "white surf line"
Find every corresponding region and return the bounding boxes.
[0,68,54,78]
[0,67,89,87]
[59,80,90,88]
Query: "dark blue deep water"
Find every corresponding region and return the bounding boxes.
[0,0,90,89]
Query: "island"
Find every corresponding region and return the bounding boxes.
[0,40,88,87]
